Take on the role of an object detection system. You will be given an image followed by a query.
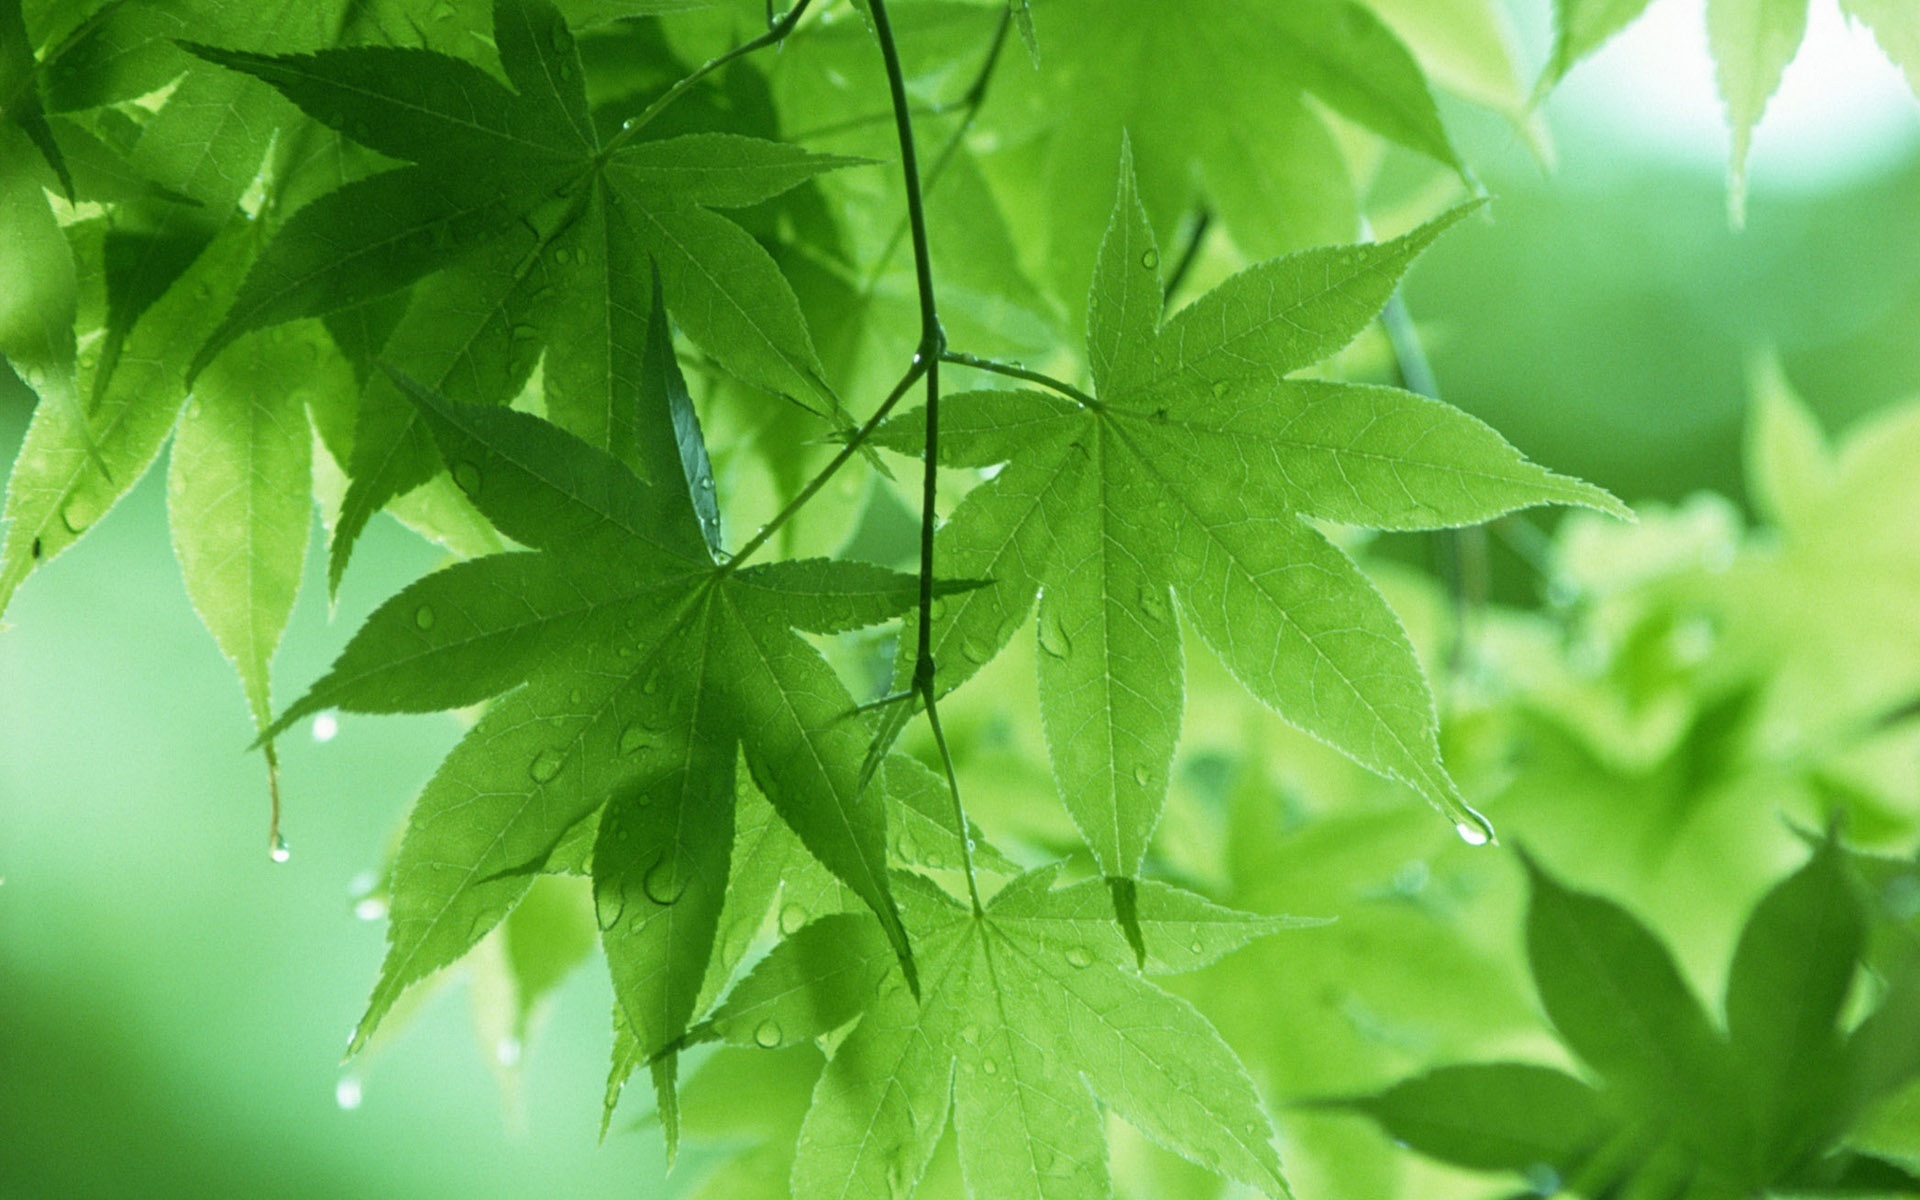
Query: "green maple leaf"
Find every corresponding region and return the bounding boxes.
[1341,838,1920,1198]
[770,866,1315,1200]
[270,288,947,1082]
[876,146,1626,883]
[183,0,862,589]
[989,0,1462,303]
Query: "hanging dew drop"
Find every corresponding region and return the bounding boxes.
[353,896,388,922]
[269,833,292,863]
[496,1036,522,1067]
[753,1019,782,1048]
[335,1076,363,1110]
[1455,819,1493,847]
[311,710,339,742]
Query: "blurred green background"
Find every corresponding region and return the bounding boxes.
[5,1,1920,1196]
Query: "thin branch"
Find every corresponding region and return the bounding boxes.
[868,0,986,914]
[940,350,1100,410]
[862,8,1012,292]
[599,0,817,159]
[1162,208,1212,304]
[728,359,926,567]
[1381,291,1487,671]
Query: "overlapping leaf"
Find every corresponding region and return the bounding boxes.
[985,0,1462,305]
[1342,840,1920,1198]
[272,292,941,1102]
[876,150,1625,880]
[184,0,860,588]
[777,866,1311,1200]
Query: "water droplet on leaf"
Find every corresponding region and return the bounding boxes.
[618,725,651,756]
[452,462,481,496]
[1140,248,1159,270]
[1037,611,1071,659]
[643,853,688,906]
[59,493,103,534]
[1065,946,1093,968]
[753,1019,782,1048]
[779,902,807,935]
[414,604,435,630]
[528,749,564,783]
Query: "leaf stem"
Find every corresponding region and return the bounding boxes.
[599,0,817,159]
[940,350,1099,410]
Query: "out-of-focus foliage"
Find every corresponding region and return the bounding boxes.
[7,1,1920,1198]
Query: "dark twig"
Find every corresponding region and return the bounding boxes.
[867,0,984,914]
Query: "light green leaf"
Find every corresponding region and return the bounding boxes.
[791,870,1295,1200]
[1137,202,1482,401]
[1,217,253,617]
[1745,351,1833,531]
[166,324,331,733]
[1706,0,1810,225]
[1843,0,1920,92]
[1540,0,1659,96]
[885,191,1612,850]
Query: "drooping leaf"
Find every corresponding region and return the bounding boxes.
[1843,0,1920,92]
[1539,0,1658,97]
[283,353,939,1061]
[790,869,1300,1200]
[1706,0,1809,225]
